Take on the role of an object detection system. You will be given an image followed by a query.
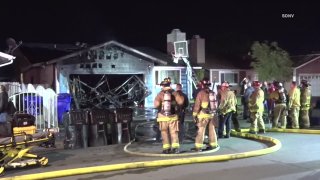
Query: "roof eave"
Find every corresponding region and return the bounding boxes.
[35,41,167,67]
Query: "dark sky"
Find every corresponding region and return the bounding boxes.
[1,1,320,56]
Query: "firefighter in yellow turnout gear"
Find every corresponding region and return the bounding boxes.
[269,81,287,129]
[217,82,237,139]
[300,80,311,128]
[248,81,265,134]
[154,79,184,154]
[192,78,218,151]
[288,81,300,129]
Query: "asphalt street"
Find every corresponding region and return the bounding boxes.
[3,127,320,180]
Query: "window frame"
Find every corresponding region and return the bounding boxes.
[219,71,239,85]
[154,68,182,86]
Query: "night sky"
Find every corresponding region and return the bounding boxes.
[1,1,320,56]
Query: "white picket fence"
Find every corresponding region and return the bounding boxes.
[0,82,58,130]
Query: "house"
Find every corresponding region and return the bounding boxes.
[4,29,256,109]
[184,33,255,93]
[291,54,320,103]
[19,40,200,108]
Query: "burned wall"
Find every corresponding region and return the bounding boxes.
[57,46,155,107]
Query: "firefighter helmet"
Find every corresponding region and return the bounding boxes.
[252,81,261,87]
[273,81,283,89]
[221,81,229,87]
[201,78,211,87]
[301,79,309,87]
[160,79,171,87]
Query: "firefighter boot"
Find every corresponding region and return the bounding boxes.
[162,149,170,154]
[171,148,180,154]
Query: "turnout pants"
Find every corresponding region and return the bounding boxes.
[159,120,180,150]
[289,107,300,129]
[249,111,265,132]
[273,103,287,128]
[300,110,310,128]
[195,118,218,149]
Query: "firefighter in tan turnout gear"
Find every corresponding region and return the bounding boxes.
[154,78,184,154]
[248,81,266,134]
[217,82,236,139]
[288,81,300,129]
[269,81,288,129]
[192,78,218,152]
[300,80,311,128]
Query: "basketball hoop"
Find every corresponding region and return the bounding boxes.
[171,52,180,64]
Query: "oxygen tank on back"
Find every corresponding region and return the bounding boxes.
[209,91,217,113]
[162,91,172,116]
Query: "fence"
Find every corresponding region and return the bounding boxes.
[0,82,58,130]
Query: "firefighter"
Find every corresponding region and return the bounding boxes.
[248,81,266,134]
[192,78,218,151]
[300,80,311,128]
[175,83,189,143]
[232,90,241,132]
[154,78,184,154]
[269,81,287,129]
[217,82,236,138]
[288,81,301,129]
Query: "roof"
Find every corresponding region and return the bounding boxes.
[201,54,252,70]
[30,41,167,68]
[291,54,320,69]
[134,47,172,63]
[19,46,70,64]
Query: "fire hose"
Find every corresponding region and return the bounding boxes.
[1,128,287,180]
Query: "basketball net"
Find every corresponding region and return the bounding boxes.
[171,52,181,64]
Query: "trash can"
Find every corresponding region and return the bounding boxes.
[112,108,133,144]
[64,110,89,149]
[57,93,72,125]
[88,109,108,147]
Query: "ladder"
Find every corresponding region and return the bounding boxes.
[181,57,199,88]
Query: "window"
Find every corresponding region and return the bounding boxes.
[220,72,239,84]
[155,70,180,84]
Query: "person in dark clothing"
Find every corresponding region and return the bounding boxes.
[0,85,9,123]
[240,77,248,107]
[192,82,203,100]
[0,85,9,137]
[232,90,241,132]
[243,82,254,120]
[176,83,189,143]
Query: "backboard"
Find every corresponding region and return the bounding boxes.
[0,52,15,67]
[174,41,188,58]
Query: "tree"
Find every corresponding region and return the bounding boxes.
[250,41,293,82]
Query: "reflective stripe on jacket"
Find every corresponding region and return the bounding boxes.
[300,87,311,110]
[193,88,216,119]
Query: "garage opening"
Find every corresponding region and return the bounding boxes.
[69,74,146,108]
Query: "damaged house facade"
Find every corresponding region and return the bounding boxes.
[13,29,255,109]
[22,30,202,108]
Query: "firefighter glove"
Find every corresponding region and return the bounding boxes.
[193,116,198,124]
